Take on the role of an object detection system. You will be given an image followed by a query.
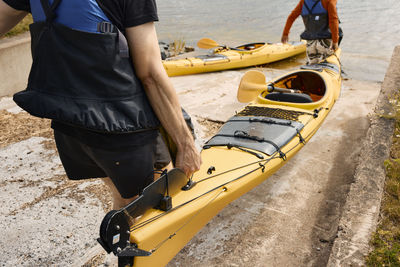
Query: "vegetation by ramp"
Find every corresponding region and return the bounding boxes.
[366,94,400,266]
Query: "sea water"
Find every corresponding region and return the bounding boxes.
[156,0,400,82]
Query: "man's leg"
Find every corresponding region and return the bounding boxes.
[102,177,138,210]
[306,40,319,64]
[306,39,334,64]
[103,160,173,210]
[315,39,333,61]
[54,128,172,213]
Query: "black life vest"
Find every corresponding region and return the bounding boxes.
[13,0,160,133]
[300,0,343,40]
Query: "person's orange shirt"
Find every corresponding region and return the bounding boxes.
[282,0,340,43]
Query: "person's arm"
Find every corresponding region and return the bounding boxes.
[125,22,201,177]
[324,0,339,50]
[281,0,303,43]
[0,0,28,37]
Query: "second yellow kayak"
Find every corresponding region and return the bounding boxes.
[163,41,306,77]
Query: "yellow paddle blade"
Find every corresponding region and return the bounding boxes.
[197,38,219,49]
[237,70,269,103]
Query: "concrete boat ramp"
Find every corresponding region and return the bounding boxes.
[0,44,399,266]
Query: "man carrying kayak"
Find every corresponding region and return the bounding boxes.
[281,0,343,64]
[0,0,201,211]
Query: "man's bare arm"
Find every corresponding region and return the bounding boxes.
[125,22,201,177]
[0,0,27,37]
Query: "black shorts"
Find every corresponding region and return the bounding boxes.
[53,130,171,198]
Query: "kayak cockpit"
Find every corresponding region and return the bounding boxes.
[235,42,266,51]
[263,71,326,103]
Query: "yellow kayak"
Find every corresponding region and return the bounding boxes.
[98,50,342,267]
[163,40,306,77]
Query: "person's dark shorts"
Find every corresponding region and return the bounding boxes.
[53,130,171,199]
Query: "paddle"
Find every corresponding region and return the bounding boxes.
[197,38,222,49]
[237,70,302,103]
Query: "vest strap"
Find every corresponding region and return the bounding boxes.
[39,0,62,22]
[303,0,321,14]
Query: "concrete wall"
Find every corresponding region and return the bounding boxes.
[0,32,31,97]
[327,45,400,266]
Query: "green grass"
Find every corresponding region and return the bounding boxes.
[366,94,400,266]
[3,15,33,38]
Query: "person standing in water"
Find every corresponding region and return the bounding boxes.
[281,0,343,64]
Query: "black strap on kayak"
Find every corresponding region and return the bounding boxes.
[213,130,287,160]
[234,130,286,160]
[231,117,306,145]
[250,118,305,144]
[248,117,291,126]
[296,128,306,144]
[203,143,264,159]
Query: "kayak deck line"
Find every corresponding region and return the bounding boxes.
[203,143,265,159]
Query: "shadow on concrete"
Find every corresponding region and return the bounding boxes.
[305,116,372,266]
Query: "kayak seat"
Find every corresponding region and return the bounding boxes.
[265,92,313,103]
